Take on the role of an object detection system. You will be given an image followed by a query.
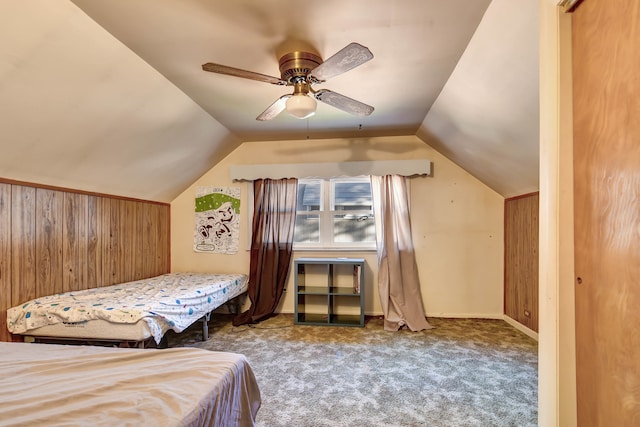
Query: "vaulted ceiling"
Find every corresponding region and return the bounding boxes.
[0,0,538,202]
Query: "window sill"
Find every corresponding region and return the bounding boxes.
[293,246,377,252]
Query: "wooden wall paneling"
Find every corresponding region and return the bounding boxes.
[146,203,159,276]
[573,0,640,424]
[157,204,169,275]
[120,200,135,282]
[0,184,12,342]
[102,197,115,287]
[35,189,64,297]
[119,200,129,280]
[0,180,170,342]
[146,202,169,277]
[504,193,539,332]
[133,202,145,280]
[63,192,88,292]
[504,200,518,320]
[98,196,113,286]
[127,200,138,280]
[128,202,170,278]
[11,185,36,308]
[142,201,155,278]
[153,203,163,275]
[108,198,121,286]
[525,196,538,331]
[86,195,102,288]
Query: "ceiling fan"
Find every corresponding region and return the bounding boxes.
[202,42,374,121]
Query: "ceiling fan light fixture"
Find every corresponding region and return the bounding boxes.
[285,94,317,119]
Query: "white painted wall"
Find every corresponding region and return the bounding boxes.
[171,135,504,318]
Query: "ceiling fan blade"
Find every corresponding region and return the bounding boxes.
[314,89,374,117]
[309,42,373,82]
[202,63,287,86]
[256,95,291,121]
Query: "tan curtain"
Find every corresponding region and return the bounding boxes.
[371,175,433,332]
[233,178,298,326]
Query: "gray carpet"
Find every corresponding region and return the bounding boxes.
[169,314,538,427]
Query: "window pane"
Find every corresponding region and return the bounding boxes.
[294,214,320,243]
[297,181,321,211]
[333,214,375,243]
[332,181,372,211]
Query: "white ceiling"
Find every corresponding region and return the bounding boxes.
[0,0,538,202]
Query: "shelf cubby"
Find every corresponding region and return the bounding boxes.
[294,257,365,327]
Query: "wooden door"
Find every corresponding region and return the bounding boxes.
[572,0,640,424]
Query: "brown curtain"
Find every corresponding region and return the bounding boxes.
[233,178,298,326]
[371,175,433,332]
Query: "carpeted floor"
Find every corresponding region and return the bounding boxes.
[168,314,538,427]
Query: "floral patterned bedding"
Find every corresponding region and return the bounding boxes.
[6,272,248,343]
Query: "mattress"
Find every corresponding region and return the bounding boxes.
[0,342,261,427]
[26,318,156,342]
[7,272,248,344]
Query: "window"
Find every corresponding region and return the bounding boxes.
[294,178,376,249]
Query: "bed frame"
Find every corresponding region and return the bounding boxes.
[27,293,246,348]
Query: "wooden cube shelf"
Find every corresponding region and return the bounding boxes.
[294,257,364,327]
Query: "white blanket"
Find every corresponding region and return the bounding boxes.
[6,272,248,343]
[0,342,261,426]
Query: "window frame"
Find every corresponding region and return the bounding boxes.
[294,177,376,251]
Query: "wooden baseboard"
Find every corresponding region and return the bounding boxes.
[503,314,539,341]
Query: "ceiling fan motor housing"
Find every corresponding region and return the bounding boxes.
[278,52,322,84]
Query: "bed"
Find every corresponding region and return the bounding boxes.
[0,342,261,426]
[6,272,248,347]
